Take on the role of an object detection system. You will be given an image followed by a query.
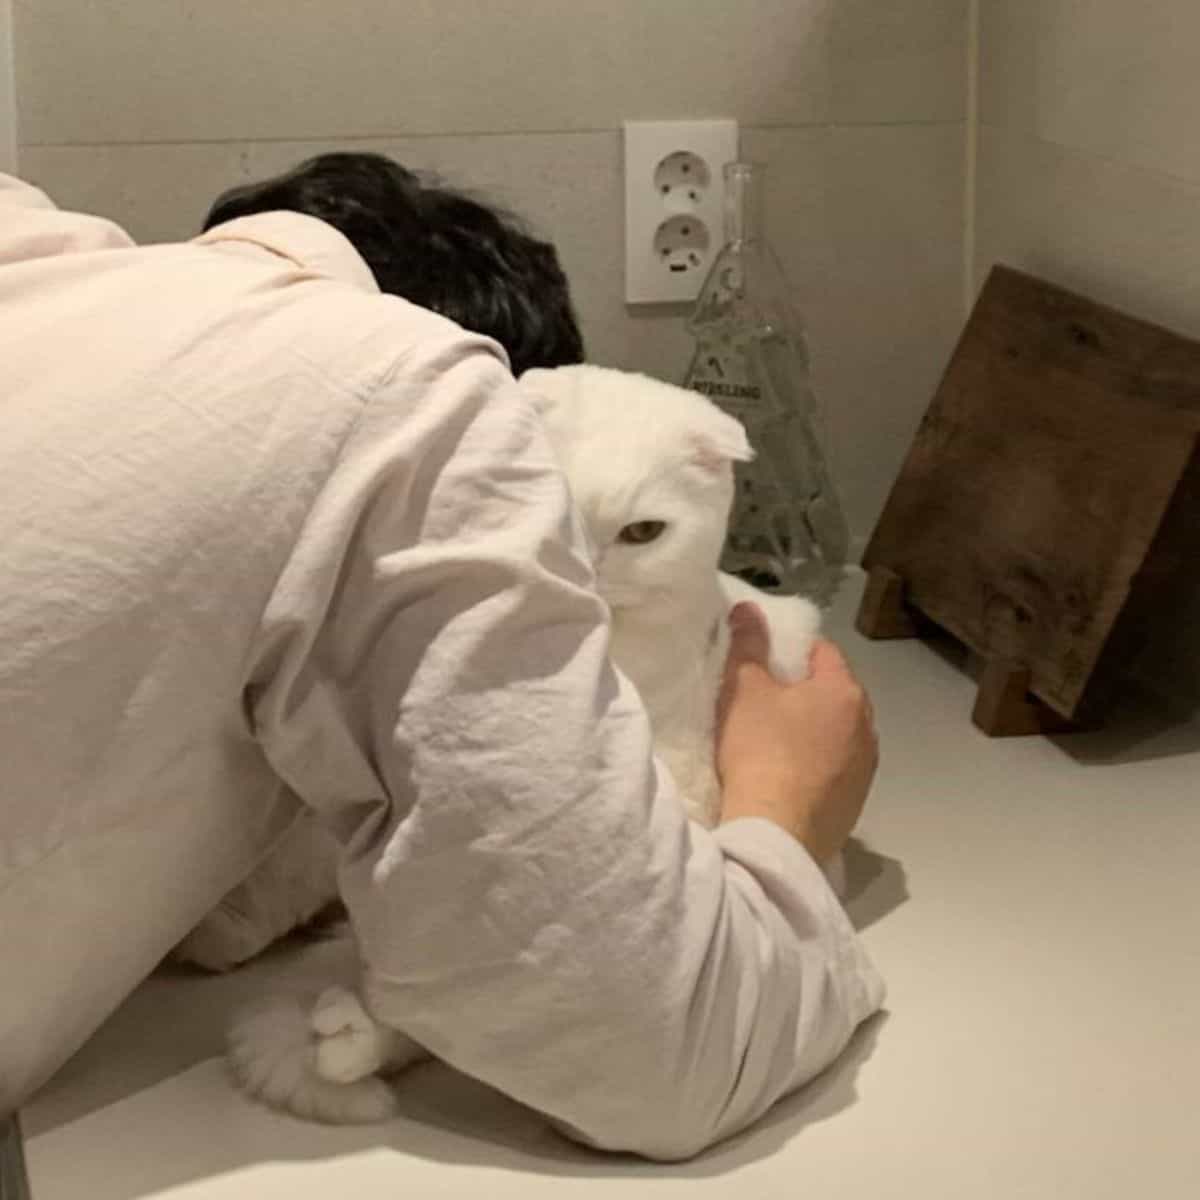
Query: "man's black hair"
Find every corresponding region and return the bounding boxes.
[203,152,584,376]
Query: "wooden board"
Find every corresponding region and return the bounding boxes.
[859,265,1200,731]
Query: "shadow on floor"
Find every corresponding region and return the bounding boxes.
[29,898,893,1195]
[29,1010,889,1199]
[841,838,910,933]
[889,624,1200,767]
[1050,686,1200,766]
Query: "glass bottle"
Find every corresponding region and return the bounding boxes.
[684,161,849,603]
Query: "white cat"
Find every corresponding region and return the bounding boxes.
[524,365,824,828]
[224,364,835,1124]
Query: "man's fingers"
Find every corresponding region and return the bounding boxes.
[810,637,878,739]
[808,637,853,678]
[717,603,770,728]
[727,602,771,668]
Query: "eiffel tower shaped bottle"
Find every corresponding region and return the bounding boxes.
[684,161,848,602]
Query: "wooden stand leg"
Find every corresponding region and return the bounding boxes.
[971,659,1077,737]
[856,566,919,639]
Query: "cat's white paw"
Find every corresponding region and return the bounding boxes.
[311,986,393,1085]
[227,994,398,1124]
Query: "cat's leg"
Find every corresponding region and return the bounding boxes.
[310,986,428,1084]
[227,993,401,1124]
[175,811,341,971]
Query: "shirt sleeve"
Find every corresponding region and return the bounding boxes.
[0,174,134,263]
[0,173,56,209]
[247,335,885,1161]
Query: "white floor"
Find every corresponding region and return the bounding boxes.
[25,571,1200,1199]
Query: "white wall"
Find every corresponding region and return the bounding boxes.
[12,0,969,544]
[974,0,1200,707]
[0,0,16,172]
[975,0,1200,341]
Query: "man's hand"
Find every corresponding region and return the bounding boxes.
[715,602,879,864]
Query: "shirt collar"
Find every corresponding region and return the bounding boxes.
[193,211,380,294]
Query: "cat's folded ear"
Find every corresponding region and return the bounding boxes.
[689,404,754,474]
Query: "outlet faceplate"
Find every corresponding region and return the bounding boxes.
[624,118,738,305]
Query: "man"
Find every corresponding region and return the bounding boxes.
[200,153,585,376]
[0,157,883,1159]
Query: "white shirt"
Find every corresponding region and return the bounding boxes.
[0,175,884,1157]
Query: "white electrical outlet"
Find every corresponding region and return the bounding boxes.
[624,118,738,305]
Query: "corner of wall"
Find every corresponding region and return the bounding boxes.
[0,0,16,173]
[962,0,981,317]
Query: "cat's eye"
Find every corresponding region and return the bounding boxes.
[618,520,666,545]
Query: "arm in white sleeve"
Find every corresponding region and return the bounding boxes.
[0,173,134,262]
[248,338,885,1161]
[0,173,55,208]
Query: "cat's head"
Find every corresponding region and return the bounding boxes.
[520,364,752,611]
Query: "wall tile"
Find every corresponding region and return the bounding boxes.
[831,0,968,124]
[977,0,1039,135]
[980,0,1200,186]
[19,143,256,242]
[16,0,832,145]
[975,124,1200,342]
[18,0,978,146]
[821,123,966,539]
